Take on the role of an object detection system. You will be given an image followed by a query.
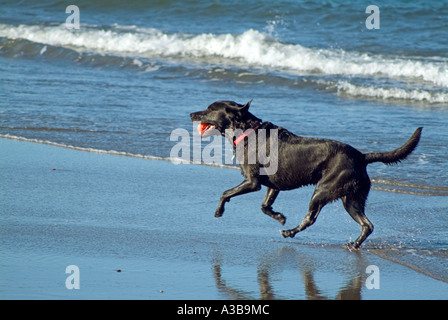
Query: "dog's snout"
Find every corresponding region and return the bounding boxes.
[189,112,198,120]
[190,110,205,121]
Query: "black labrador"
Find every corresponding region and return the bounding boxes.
[190,100,422,249]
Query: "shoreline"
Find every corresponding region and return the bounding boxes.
[2,134,446,196]
[368,248,447,284]
[1,137,447,299]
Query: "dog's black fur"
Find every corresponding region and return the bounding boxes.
[190,100,422,249]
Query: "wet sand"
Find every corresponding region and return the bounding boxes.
[0,138,447,300]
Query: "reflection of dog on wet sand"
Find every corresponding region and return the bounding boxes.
[191,100,422,249]
[213,251,364,300]
[214,263,363,300]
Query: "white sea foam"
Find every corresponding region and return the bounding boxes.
[337,81,448,104]
[1,23,447,88]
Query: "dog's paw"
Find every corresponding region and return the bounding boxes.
[261,206,286,225]
[280,229,295,238]
[343,242,361,251]
[275,214,286,225]
[215,207,224,218]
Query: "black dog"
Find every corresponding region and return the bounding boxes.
[190,100,422,249]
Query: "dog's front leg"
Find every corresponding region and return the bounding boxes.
[215,178,261,217]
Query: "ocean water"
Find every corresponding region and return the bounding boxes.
[0,0,447,295]
[1,0,447,194]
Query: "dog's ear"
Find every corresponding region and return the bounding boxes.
[240,99,253,113]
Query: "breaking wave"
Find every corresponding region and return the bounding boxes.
[1,23,447,104]
[337,81,448,104]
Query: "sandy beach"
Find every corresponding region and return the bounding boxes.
[0,137,446,300]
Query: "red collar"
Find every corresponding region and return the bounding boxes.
[234,122,261,146]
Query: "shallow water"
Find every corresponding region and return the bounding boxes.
[0,139,447,299]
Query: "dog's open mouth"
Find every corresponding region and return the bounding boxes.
[197,123,216,137]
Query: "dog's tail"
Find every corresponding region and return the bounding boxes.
[365,127,422,165]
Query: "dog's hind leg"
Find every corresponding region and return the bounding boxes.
[261,188,286,225]
[342,195,373,250]
[281,187,331,238]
